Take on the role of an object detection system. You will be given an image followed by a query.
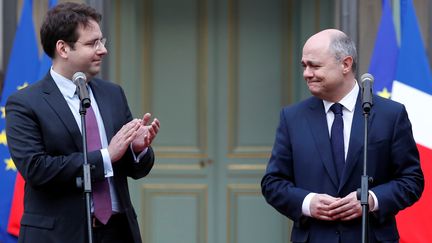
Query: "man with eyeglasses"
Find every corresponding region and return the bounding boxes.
[5,2,159,243]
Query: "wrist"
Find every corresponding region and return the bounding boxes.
[368,194,374,211]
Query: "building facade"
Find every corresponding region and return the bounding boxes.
[1,0,431,242]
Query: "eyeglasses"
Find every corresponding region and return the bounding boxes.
[74,38,107,50]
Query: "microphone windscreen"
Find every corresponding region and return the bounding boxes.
[72,72,87,84]
[360,73,374,85]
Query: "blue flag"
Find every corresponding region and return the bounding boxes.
[392,0,432,147]
[394,0,432,94]
[0,0,39,242]
[369,0,399,98]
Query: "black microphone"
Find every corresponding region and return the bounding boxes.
[360,73,374,113]
[72,72,91,108]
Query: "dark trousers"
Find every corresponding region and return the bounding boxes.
[92,213,134,243]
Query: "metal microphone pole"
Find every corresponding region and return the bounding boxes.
[359,109,371,243]
[76,96,93,243]
[358,98,373,243]
[358,73,374,243]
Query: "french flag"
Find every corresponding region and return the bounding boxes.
[370,0,432,242]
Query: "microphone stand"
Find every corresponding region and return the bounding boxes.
[358,104,373,243]
[76,100,93,243]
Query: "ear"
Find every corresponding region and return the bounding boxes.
[341,56,353,74]
[56,40,70,59]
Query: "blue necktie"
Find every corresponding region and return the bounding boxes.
[86,105,112,224]
[330,103,345,181]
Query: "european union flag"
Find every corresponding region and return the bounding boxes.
[368,0,399,99]
[0,0,40,242]
[5,0,57,237]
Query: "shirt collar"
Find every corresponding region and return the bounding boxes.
[323,81,359,113]
[50,68,78,99]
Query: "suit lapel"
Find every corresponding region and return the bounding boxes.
[89,80,115,142]
[306,98,340,189]
[339,94,376,191]
[41,74,83,150]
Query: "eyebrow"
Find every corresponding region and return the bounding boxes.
[80,37,103,43]
[301,60,320,66]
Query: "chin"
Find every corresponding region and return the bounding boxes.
[88,69,100,77]
[308,89,325,99]
[308,86,320,95]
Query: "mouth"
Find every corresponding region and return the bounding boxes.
[307,79,320,84]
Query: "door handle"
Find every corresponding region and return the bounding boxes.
[199,159,213,168]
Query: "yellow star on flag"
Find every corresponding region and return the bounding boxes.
[0,130,7,146]
[5,157,16,171]
[1,106,5,118]
[18,82,29,90]
[377,88,391,99]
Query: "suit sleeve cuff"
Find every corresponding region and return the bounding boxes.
[129,144,149,163]
[302,193,316,217]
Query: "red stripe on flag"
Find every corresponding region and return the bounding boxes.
[397,144,432,243]
[7,173,24,237]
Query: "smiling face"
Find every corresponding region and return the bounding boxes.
[53,19,107,81]
[66,20,107,80]
[301,29,355,102]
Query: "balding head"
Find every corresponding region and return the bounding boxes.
[306,29,343,45]
[305,29,357,75]
[301,29,357,102]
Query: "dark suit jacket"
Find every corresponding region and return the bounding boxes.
[6,73,154,243]
[261,93,424,243]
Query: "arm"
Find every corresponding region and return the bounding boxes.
[5,93,105,189]
[122,146,155,179]
[370,105,424,220]
[261,109,311,221]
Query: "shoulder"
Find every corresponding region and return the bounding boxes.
[90,78,123,91]
[89,78,127,98]
[370,95,412,129]
[6,79,46,105]
[372,94,406,114]
[281,96,322,118]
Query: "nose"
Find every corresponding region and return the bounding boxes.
[303,66,313,79]
[96,44,108,55]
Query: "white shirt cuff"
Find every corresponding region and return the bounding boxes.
[130,144,148,163]
[101,148,113,177]
[302,193,316,217]
[369,190,379,211]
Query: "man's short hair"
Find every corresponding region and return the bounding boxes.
[40,2,102,58]
[329,32,358,74]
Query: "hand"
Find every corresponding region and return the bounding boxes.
[327,191,374,221]
[108,119,140,162]
[310,193,340,221]
[131,113,160,152]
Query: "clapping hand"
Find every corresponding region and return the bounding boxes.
[132,113,160,152]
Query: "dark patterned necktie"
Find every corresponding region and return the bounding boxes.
[86,105,112,224]
[330,103,345,182]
